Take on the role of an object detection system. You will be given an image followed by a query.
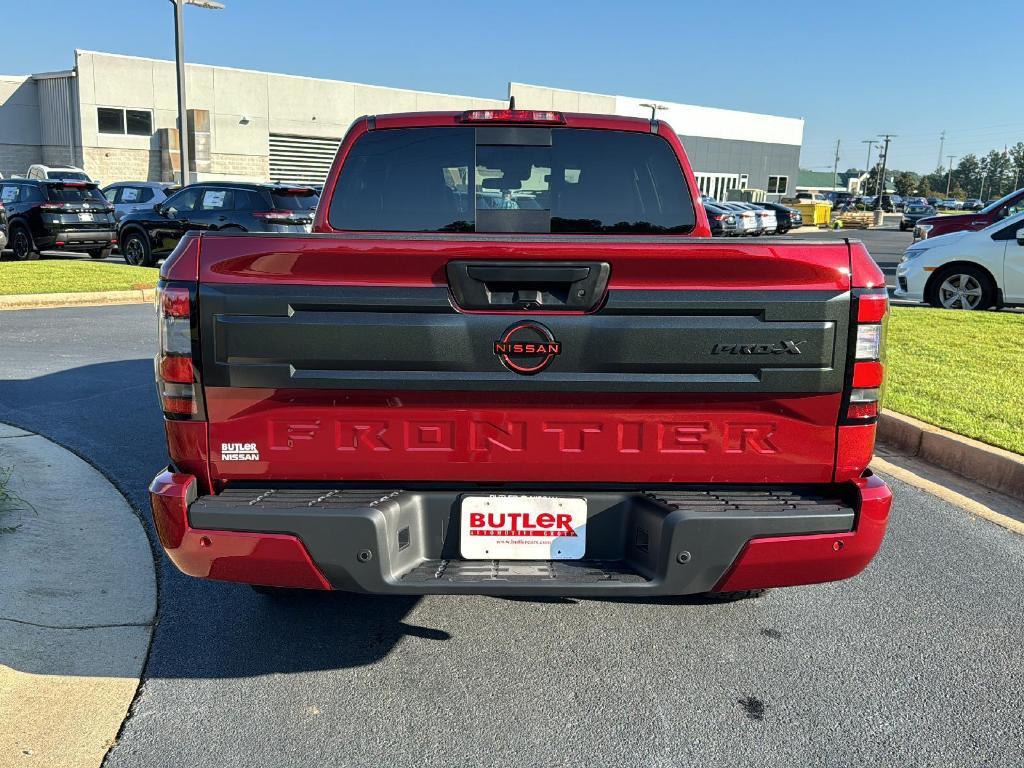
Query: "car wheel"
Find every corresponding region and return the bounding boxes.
[86,247,112,259]
[121,230,154,267]
[10,225,39,261]
[927,265,995,310]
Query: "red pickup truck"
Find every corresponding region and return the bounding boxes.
[914,187,1024,240]
[149,109,892,599]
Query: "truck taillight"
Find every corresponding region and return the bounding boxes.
[845,293,888,421]
[156,283,202,419]
[459,109,565,124]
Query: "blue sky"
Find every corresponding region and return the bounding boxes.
[5,0,1023,173]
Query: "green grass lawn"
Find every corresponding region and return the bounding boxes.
[886,307,1024,454]
[0,260,159,295]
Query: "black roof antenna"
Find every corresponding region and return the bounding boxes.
[509,95,516,110]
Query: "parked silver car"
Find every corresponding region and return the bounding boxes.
[101,181,179,222]
[723,202,776,234]
[738,202,777,234]
[717,202,759,235]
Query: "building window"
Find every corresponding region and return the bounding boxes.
[97,107,153,136]
[767,175,788,194]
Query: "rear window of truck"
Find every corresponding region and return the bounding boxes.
[328,127,696,234]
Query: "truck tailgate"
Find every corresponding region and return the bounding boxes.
[193,234,854,485]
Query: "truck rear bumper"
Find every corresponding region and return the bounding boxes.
[149,472,891,597]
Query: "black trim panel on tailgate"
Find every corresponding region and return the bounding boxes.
[199,284,850,393]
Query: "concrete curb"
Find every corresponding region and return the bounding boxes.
[877,409,1024,503]
[0,422,156,767]
[0,288,156,311]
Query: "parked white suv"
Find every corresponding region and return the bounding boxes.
[26,164,92,182]
[895,211,1024,309]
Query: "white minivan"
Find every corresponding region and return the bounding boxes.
[895,211,1024,309]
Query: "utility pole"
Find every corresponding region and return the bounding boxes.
[946,154,956,196]
[170,0,225,185]
[861,139,876,193]
[832,139,841,195]
[937,130,945,171]
[875,134,895,206]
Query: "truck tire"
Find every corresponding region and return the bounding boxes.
[10,224,40,261]
[121,230,154,267]
[926,264,995,310]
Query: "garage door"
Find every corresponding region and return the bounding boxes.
[268,134,341,185]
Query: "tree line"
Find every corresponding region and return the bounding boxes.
[855,142,1024,201]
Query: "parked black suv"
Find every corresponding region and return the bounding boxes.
[878,194,903,212]
[0,179,115,260]
[117,182,319,266]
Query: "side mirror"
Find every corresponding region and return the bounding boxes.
[154,203,165,215]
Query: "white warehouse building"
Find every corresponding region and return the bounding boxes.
[0,50,803,201]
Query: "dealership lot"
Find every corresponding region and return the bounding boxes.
[1,305,1021,767]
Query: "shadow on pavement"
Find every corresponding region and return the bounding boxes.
[147,582,440,678]
[0,359,444,677]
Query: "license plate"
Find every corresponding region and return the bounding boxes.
[460,495,586,560]
[78,212,93,221]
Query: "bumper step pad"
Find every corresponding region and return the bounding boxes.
[648,488,849,515]
[400,559,647,585]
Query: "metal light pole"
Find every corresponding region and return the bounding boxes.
[170,0,224,185]
[639,102,667,122]
[946,155,956,196]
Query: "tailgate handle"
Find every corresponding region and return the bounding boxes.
[448,260,610,311]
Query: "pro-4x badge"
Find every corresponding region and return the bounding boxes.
[711,341,805,355]
[494,321,561,375]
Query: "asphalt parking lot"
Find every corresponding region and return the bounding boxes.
[1,304,1022,767]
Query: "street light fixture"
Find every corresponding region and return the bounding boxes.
[639,102,667,121]
[169,0,225,185]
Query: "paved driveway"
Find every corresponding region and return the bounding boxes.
[1,305,1021,767]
